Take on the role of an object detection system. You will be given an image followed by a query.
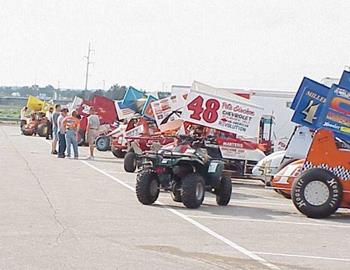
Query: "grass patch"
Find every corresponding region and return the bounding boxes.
[0,105,21,119]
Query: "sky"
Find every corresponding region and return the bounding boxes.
[1,0,350,92]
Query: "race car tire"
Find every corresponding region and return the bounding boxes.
[111,147,125,158]
[181,173,205,209]
[136,171,160,205]
[124,151,137,172]
[215,176,232,206]
[171,181,182,202]
[291,168,342,218]
[96,136,110,151]
[37,123,48,137]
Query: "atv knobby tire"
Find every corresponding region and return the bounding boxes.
[215,176,232,206]
[96,136,110,151]
[292,168,342,218]
[181,173,205,209]
[124,151,137,172]
[37,124,48,137]
[136,171,160,205]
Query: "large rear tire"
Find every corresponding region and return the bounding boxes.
[215,176,232,206]
[96,136,110,151]
[37,123,48,137]
[136,171,160,205]
[291,168,342,218]
[124,151,137,172]
[181,173,205,209]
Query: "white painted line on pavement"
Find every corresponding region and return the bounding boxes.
[187,215,350,229]
[253,251,350,263]
[81,161,135,192]
[81,160,280,270]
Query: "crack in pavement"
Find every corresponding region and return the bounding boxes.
[0,126,67,245]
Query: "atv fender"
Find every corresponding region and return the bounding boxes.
[206,160,225,187]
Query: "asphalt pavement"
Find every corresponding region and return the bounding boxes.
[1,124,350,270]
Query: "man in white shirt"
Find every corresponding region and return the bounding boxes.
[86,107,100,160]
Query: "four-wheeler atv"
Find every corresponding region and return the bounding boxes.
[135,136,232,209]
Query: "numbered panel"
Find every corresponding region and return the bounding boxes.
[181,91,263,138]
[291,78,330,129]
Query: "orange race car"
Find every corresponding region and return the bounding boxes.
[271,128,350,218]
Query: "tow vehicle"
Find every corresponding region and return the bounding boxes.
[136,136,232,208]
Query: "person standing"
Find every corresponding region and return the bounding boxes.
[45,107,54,140]
[62,110,80,159]
[51,104,61,154]
[20,106,28,131]
[86,107,100,160]
[57,108,68,158]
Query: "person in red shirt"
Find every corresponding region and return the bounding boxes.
[62,110,80,159]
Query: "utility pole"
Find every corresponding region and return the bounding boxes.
[84,42,94,90]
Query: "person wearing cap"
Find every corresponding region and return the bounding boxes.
[86,107,100,160]
[57,108,69,158]
[62,110,80,159]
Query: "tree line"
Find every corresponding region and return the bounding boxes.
[0,84,171,101]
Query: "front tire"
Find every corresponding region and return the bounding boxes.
[181,173,205,209]
[96,136,110,151]
[124,151,137,172]
[292,168,342,218]
[136,171,160,205]
[215,176,232,206]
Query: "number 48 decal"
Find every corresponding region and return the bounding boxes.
[187,96,220,123]
[302,100,320,124]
